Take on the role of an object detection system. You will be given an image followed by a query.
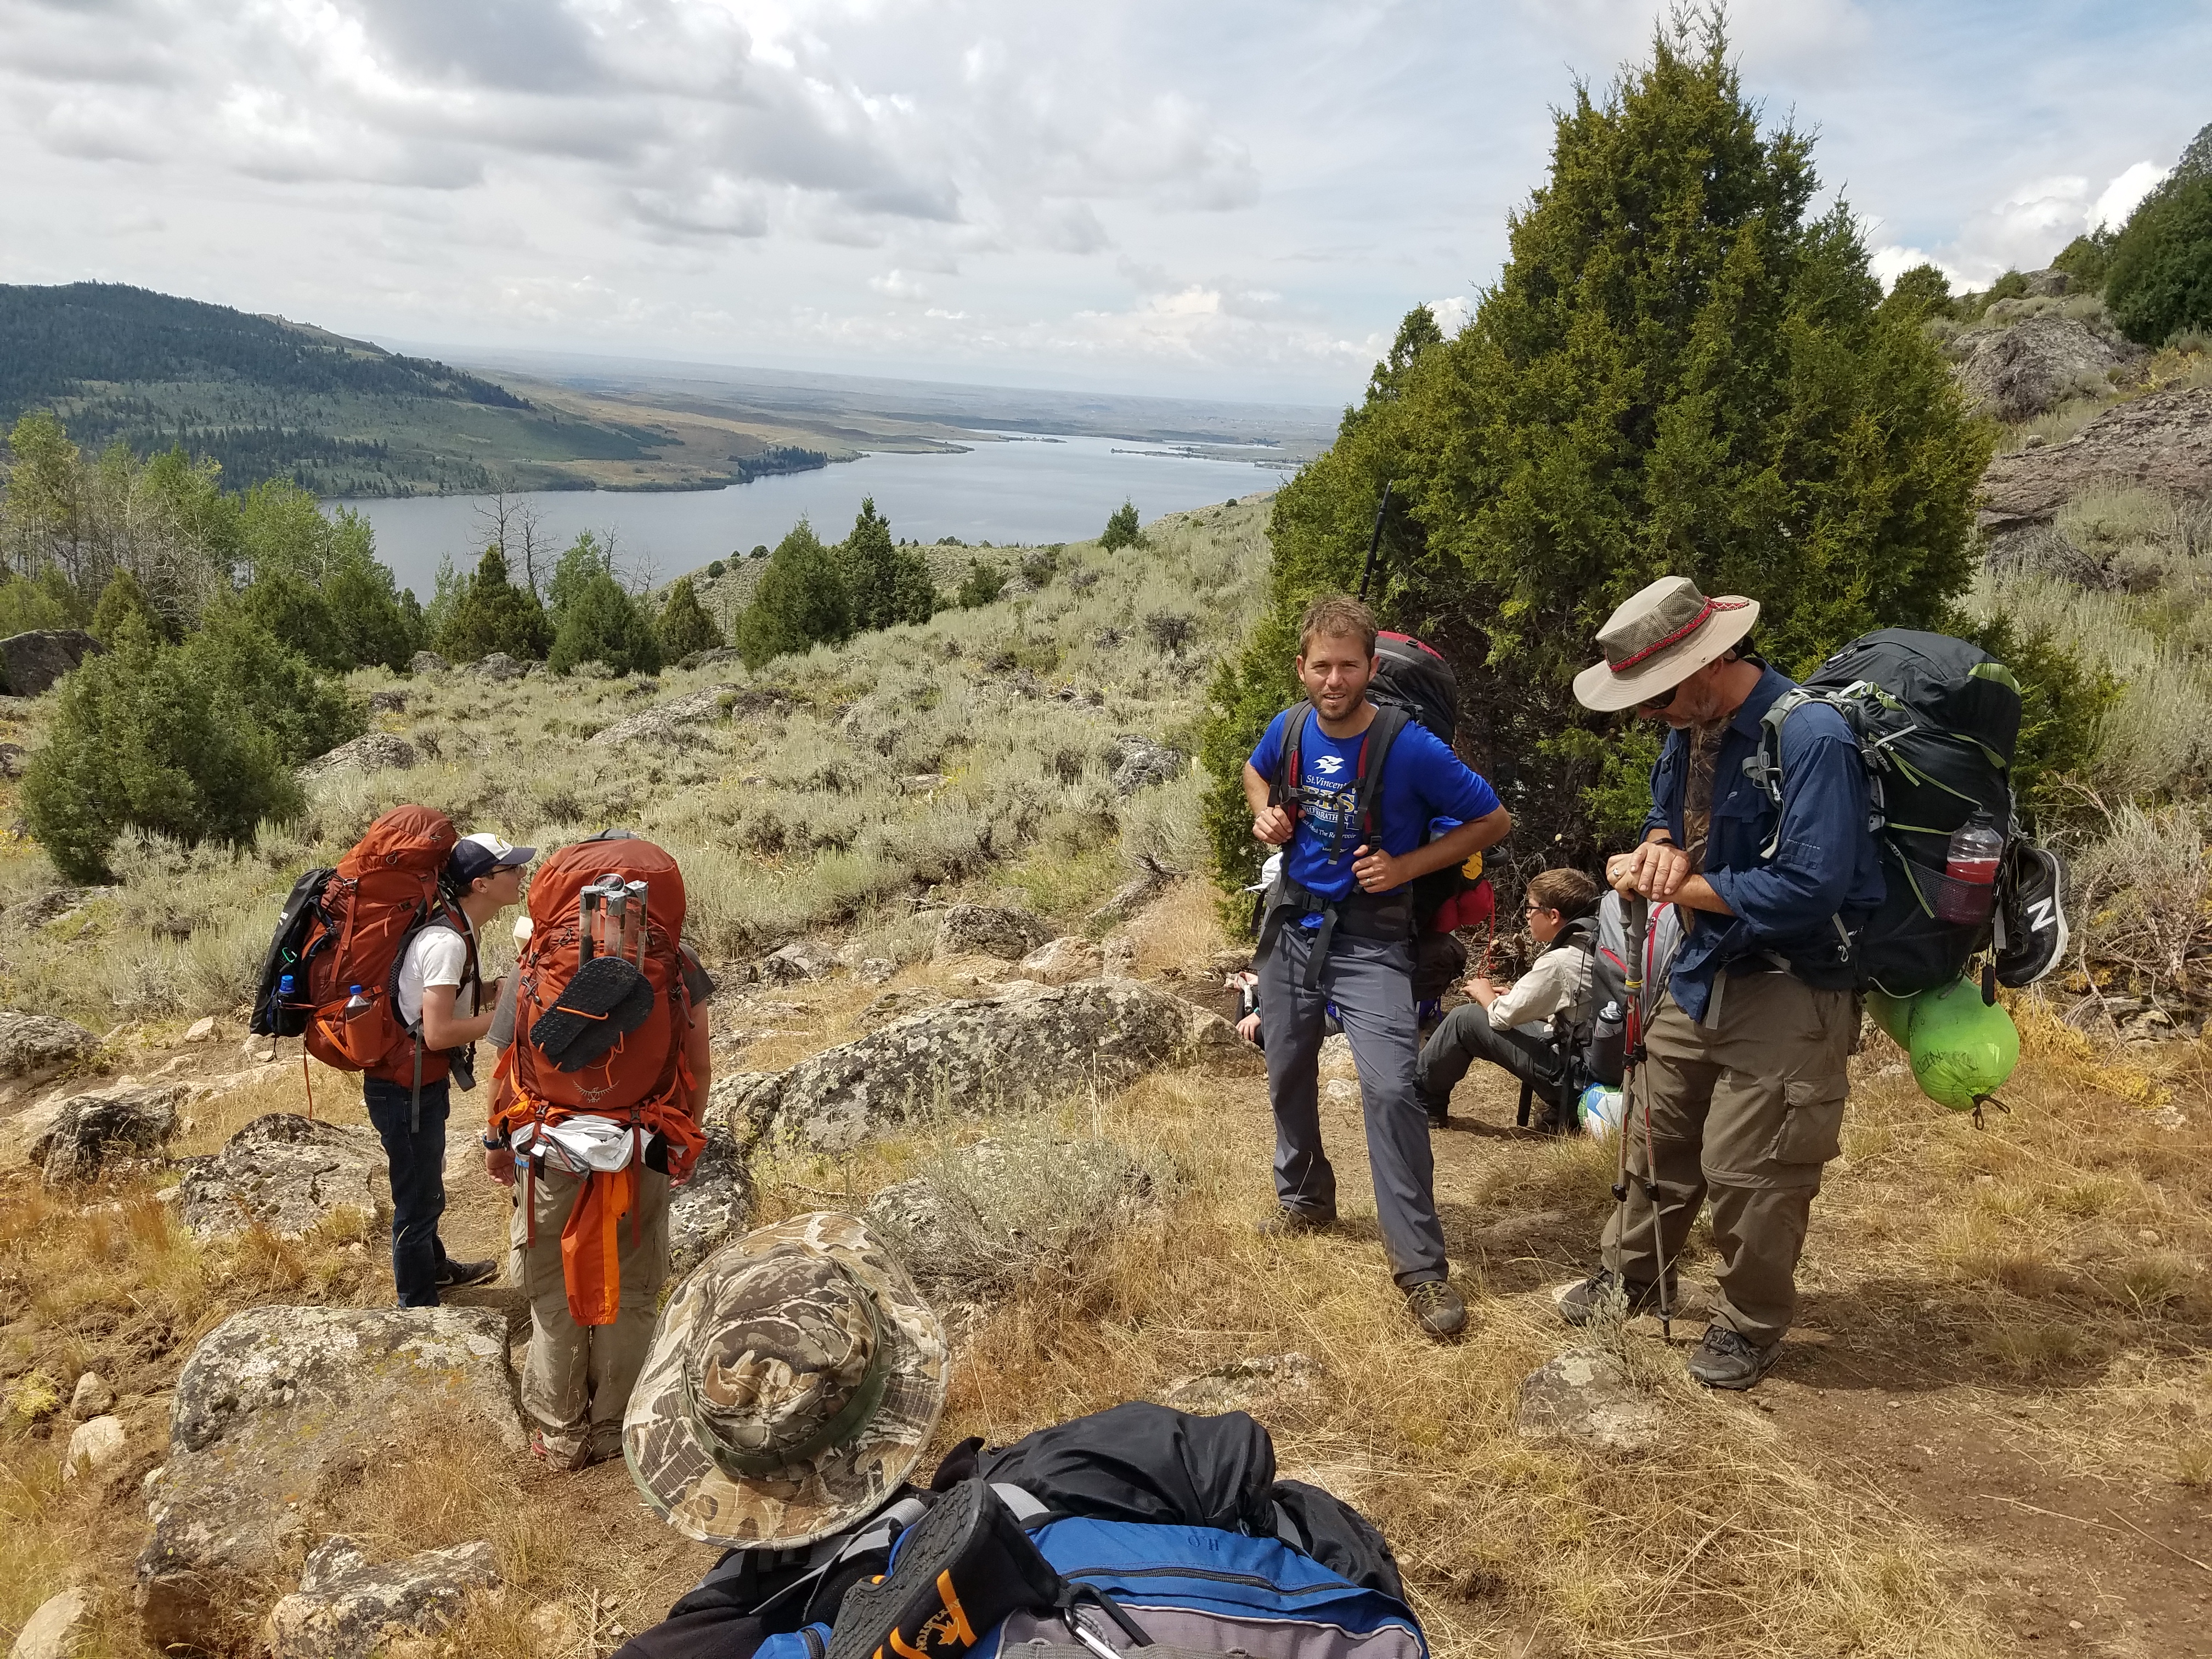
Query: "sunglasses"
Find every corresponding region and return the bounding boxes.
[1637,684,1678,712]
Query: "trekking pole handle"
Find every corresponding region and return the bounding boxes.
[1355,480,1393,603]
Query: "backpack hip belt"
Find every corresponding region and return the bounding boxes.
[1256,877,1414,986]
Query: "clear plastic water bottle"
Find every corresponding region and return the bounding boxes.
[343,983,371,1012]
[1937,816,2004,923]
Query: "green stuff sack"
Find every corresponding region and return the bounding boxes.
[1865,988,1915,1049]
[1905,976,2019,1113]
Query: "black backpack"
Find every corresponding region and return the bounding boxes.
[248,866,337,1037]
[1747,629,2068,998]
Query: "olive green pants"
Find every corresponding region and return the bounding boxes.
[514,1164,670,1467]
[1600,968,1855,1348]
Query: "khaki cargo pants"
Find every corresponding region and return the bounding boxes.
[514,1164,670,1466]
[1600,967,1855,1348]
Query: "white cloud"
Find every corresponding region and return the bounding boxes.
[2092,161,2168,232]
[1426,295,1472,337]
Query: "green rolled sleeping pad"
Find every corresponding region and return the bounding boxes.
[1870,975,2019,1113]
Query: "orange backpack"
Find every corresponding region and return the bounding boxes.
[492,833,704,1326]
[299,805,470,1089]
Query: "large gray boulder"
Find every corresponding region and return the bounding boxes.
[0,1009,97,1084]
[668,1122,753,1276]
[1981,386,2212,530]
[176,1113,390,1239]
[586,684,735,747]
[471,652,526,682]
[1953,312,2131,424]
[407,650,449,675]
[297,731,416,782]
[263,1536,498,1659]
[932,904,1052,963]
[0,629,101,696]
[34,1082,183,1183]
[136,1305,522,1653]
[735,981,1250,1152]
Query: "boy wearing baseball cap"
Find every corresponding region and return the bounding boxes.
[368,829,535,1307]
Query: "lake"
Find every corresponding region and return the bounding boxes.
[335,432,1293,597]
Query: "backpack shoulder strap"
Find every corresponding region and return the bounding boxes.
[1353,702,1412,846]
[1268,701,1313,808]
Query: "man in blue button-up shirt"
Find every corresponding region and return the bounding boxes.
[1557,577,1882,1390]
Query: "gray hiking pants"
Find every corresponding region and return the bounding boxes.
[1260,924,1444,1287]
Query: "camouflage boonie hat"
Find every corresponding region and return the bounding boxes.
[624,1212,949,1549]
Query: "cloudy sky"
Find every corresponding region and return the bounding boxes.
[2,1,2205,405]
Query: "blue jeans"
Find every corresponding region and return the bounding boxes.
[365,1074,451,1307]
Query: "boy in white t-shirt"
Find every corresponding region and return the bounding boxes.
[366,831,533,1307]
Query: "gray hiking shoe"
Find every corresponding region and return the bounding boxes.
[1555,1268,1664,1327]
[1256,1205,1335,1238]
[437,1257,499,1289]
[1686,1325,1781,1390]
[1405,1279,1467,1340]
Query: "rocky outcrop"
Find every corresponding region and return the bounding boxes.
[0,629,101,696]
[297,732,417,781]
[0,1010,96,1087]
[35,1082,183,1183]
[0,740,27,778]
[1110,733,1185,795]
[1164,1352,1318,1414]
[736,981,1250,1152]
[471,652,526,682]
[586,684,735,747]
[408,650,449,674]
[1017,936,1103,986]
[932,904,1051,963]
[367,687,409,713]
[1515,1348,1666,1454]
[263,1536,499,1659]
[1954,312,2131,422]
[176,1113,389,1239]
[136,1305,522,1654]
[1085,857,1176,931]
[1980,387,2212,530]
[760,939,835,983]
[668,1123,752,1276]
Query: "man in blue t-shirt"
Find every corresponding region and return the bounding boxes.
[1242,595,1511,1340]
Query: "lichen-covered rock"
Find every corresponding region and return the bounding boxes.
[760,939,835,983]
[586,684,735,747]
[297,732,416,781]
[36,1083,183,1183]
[932,904,1051,963]
[470,652,526,682]
[1980,386,2212,531]
[740,981,1250,1152]
[1164,1352,1318,1414]
[1110,733,1184,795]
[668,1123,753,1276]
[0,1009,97,1082]
[1953,311,2131,423]
[1017,936,1102,986]
[407,650,449,675]
[1085,857,1174,931]
[0,628,101,697]
[1515,1348,1667,1454]
[263,1536,499,1659]
[137,1305,521,1654]
[176,1113,388,1239]
[368,688,409,713]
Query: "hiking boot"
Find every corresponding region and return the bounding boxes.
[1555,1268,1664,1327]
[437,1257,499,1289]
[1256,1205,1335,1238]
[1686,1325,1781,1390]
[1405,1280,1466,1340]
[1417,1089,1449,1129]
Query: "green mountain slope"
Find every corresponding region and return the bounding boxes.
[0,283,686,496]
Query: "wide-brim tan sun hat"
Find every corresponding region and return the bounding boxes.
[1572,576,1761,714]
[623,1211,949,1549]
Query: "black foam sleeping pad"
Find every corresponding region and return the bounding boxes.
[529,955,656,1071]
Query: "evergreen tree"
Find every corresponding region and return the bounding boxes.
[547,531,613,625]
[239,564,347,672]
[436,544,552,661]
[189,601,364,764]
[2106,171,2212,346]
[955,559,1007,608]
[22,612,308,882]
[1201,14,1992,887]
[734,521,850,669]
[1881,263,1954,321]
[658,575,725,659]
[89,568,164,646]
[836,497,938,630]
[1100,500,1144,551]
[550,568,664,676]
[321,513,422,670]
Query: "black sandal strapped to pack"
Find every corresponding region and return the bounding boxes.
[529,955,655,1072]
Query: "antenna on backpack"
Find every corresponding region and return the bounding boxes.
[1355,481,1393,603]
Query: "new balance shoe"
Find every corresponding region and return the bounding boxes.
[1995,842,2069,989]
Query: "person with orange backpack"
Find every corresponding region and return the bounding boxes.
[250,808,532,1308]
[481,830,715,1470]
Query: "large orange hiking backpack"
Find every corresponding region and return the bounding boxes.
[494,832,702,1327]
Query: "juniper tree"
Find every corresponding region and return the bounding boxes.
[837,497,937,630]
[1101,500,1144,551]
[437,544,552,662]
[657,575,725,659]
[735,521,850,668]
[1201,12,1991,886]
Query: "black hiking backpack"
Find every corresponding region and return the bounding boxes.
[248,866,337,1037]
[1747,629,2070,998]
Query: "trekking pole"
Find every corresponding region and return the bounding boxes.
[301,1052,314,1122]
[1613,890,1671,1338]
[1355,481,1393,603]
